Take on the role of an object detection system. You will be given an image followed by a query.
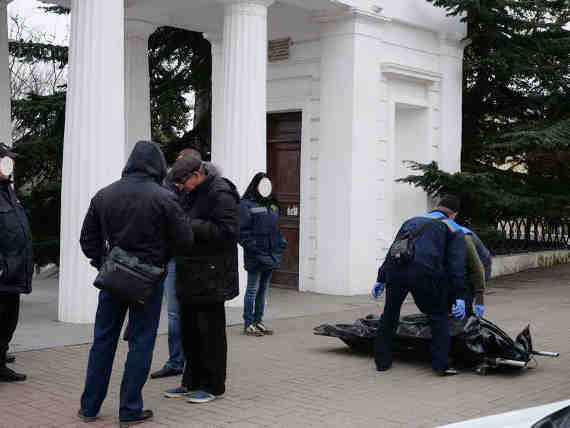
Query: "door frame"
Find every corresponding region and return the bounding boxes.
[267,100,311,292]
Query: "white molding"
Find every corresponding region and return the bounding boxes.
[312,6,390,24]
[381,63,442,85]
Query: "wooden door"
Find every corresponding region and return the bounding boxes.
[267,112,302,289]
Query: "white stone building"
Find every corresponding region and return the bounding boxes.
[0,0,466,323]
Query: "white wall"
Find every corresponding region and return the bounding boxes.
[264,6,465,296]
[393,105,429,228]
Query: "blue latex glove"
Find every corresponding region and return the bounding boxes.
[452,299,466,319]
[371,282,385,299]
[474,304,485,317]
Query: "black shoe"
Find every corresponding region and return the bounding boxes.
[120,409,153,427]
[77,409,97,423]
[6,354,15,364]
[150,366,183,379]
[436,367,459,376]
[376,364,392,372]
[0,366,27,382]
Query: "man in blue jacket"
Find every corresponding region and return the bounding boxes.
[373,195,467,376]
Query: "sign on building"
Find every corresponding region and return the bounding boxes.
[268,38,291,62]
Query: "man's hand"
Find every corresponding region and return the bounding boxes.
[452,299,466,319]
[371,282,385,299]
[474,304,485,318]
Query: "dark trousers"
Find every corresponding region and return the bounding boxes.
[180,301,227,396]
[0,292,20,366]
[374,265,450,372]
[80,284,163,420]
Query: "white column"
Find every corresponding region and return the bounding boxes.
[439,34,465,173]
[0,1,13,145]
[217,1,272,307]
[125,20,155,159]
[204,33,224,165]
[314,13,382,296]
[218,0,273,192]
[59,0,125,323]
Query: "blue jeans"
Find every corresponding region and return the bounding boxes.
[164,259,184,371]
[374,265,450,372]
[243,269,273,327]
[80,283,163,420]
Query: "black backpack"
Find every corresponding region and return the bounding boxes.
[388,218,444,265]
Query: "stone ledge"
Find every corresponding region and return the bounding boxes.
[491,249,570,278]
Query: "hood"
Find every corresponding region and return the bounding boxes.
[122,140,167,183]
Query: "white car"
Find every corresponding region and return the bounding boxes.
[439,399,570,428]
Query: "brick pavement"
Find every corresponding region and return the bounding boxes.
[1,265,570,428]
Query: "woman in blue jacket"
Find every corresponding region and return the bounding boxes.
[239,173,286,336]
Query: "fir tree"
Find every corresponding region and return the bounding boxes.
[402,0,570,229]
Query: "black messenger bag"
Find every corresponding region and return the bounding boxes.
[94,247,166,310]
[388,218,444,265]
[93,211,166,311]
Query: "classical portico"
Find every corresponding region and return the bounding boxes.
[2,0,466,323]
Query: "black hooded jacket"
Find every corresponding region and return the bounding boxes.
[80,141,194,268]
[0,180,33,294]
[175,174,240,303]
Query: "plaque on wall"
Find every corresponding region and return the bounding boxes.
[268,38,291,62]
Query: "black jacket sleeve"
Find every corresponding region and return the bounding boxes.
[80,199,104,269]
[164,194,194,256]
[192,192,239,244]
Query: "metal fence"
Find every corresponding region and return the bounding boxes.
[487,217,570,255]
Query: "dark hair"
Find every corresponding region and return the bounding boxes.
[438,194,461,213]
[242,172,278,206]
[167,157,203,184]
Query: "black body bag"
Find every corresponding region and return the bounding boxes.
[93,210,166,311]
[94,247,166,311]
[388,218,444,265]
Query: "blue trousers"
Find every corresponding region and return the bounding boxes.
[80,283,163,419]
[243,269,273,327]
[374,265,450,372]
[163,260,184,371]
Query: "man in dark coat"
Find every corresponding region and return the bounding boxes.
[374,195,467,376]
[0,143,32,383]
[78,141,194,426]
[164,157,239,403]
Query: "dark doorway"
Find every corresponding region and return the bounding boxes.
[267,112,302,289]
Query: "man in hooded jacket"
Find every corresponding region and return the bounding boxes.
[78,141,195,426]
[164,157,239,404]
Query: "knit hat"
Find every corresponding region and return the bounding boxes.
[438,194,461,213]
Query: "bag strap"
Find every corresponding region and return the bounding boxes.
[98,204,111,263]
[408,217,445,239]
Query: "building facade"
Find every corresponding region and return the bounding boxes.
[0,0,466,323]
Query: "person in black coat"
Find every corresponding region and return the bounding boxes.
[239,172,286,336]
[0,143,32,383]
[78,141,194,426]
[164,157,239,403]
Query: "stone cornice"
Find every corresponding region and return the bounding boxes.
[312,6,391,25]
[381,63,442,85]
[217,0,274,7]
